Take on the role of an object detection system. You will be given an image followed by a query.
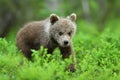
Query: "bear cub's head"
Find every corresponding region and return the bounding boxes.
[49,13,77,47]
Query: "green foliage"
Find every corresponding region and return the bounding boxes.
[0,19,120,80]
[0,0,120,79]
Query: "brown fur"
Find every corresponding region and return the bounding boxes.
[16,13,77,72]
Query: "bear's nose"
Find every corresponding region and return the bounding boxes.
[64,40,68,45]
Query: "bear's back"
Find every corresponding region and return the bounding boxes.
[16,20,48,43]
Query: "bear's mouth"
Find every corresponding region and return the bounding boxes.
[59,42,70,47]
[63,44,70,47]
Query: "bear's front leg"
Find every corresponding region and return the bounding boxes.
[59,44,76,72]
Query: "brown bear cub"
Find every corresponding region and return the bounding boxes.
[16,13,77,72]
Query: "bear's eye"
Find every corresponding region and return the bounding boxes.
[59,32,63,36]
[68,32,72,36]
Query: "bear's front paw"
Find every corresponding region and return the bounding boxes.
[68,64,76,72]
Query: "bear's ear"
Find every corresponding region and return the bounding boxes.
[69,13,76,22]
[50,14,59,25]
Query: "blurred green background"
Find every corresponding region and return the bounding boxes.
[0,0,120,41]
[0,1,120,79]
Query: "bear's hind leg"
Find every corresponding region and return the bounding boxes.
[17,41,32,60]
